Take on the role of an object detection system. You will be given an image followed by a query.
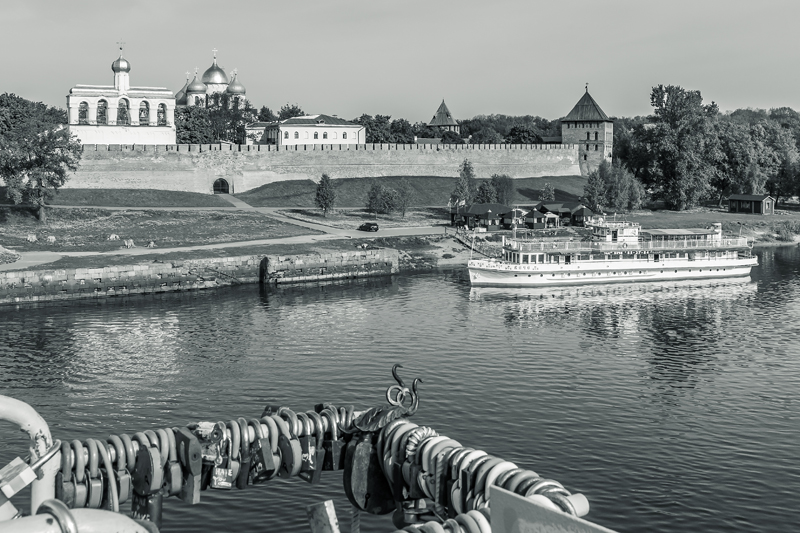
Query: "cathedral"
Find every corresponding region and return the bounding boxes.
[175,50,247,109]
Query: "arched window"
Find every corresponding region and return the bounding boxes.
[304,131,309,139]
[97,100,108,125]
[284,131,289,139]
[78,102,89,125]
[584,154,587,161]
[139,102,150,126]
[595,144,598,151]
[195,96,201,106]
[157,104,167,126]
[332,131,337,139]
[594,132,598,140]
[586,132,590,140]
[314,132,318,139]
[294,131,299,139]
[117,100,130,125]
[343,132,347,139]
[323,132,328,139]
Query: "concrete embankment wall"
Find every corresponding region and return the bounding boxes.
[63,143,582,195]
[0,249,400,306]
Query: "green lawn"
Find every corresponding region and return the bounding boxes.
[0,207,320,253]
[236,175,585,207]
[46,188,232,207]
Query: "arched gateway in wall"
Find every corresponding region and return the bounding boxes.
[213,178,230,194]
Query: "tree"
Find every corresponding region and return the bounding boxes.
[639,85,723,210]
[490,174,514,205]
[584,160,646,212]
[474,180,497,204]
[354,114,393,143]
[412,122,439,139]
[441,130,464,144]
[583,166,607,212]
[469,127,503,144]
[539,182,555,202]
[767,151,799,205]
[451,159,476,205]
[366,183,398,216]
[506,125,543,144]
[315,173,336,217]
[0,93,82,221]
[258,106,277,122]
[389,119,415,143]
[395,179,415,217]
[278,103,305,120]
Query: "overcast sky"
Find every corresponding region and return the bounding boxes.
[3,0,798,122]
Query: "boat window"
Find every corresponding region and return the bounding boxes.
[522,254,529,263]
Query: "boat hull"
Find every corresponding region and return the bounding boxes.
[467,257,758,287]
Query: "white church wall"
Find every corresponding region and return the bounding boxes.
[69,125,176,145]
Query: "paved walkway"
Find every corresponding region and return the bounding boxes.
[1,197,448,271]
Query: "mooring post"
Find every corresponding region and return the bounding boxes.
[307,500,340,533]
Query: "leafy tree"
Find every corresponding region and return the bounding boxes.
[490,174,514,205]
[584,160,646,212]
[258,106,277,122]
[366,183,398,215]
[539,182,555,202]
[174,106,214,144]
[315,173,336,216]
[583,166,607,212]
[766,151,798,205]
[440,130,464,144]
[395,179,415,217]
[0,93,82,221]
[412,122,439,139]
[450,159,476,206]
[389,119,415,143]
[638,85,723,210]
[354,114,392,143]
[469,127,503,144]
[278,103,305,120]
[506,125,542,144]
[474,180,497,204]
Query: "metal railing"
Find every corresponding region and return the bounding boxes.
[507,237,750,253]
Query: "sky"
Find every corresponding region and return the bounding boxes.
[3,0,799,122]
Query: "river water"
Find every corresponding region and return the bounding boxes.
[1,246,799,533]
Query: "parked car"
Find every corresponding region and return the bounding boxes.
[358,222,379,232]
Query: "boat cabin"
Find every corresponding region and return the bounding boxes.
[641,223,722,245]
[591,220,640,244]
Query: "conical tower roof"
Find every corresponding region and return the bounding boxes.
[563,90,610,122]
[429,99,458,127]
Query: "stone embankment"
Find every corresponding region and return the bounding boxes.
[0,249,400,306]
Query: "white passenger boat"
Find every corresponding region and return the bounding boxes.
[467,221,757,287]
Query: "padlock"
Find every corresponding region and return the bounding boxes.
[296,413,315,473]
[247,418,275,484]
[0,457,37,499]
[225,420,242,484]
[131,432,163,496]
[70,440,88,508]
[131,489,163,528]
[272,414,302,478]
[278,407,302,439]
[460,455,493,513]
[342,431,395,515]
[259,416,282,480]
[174,427,202,504]
[84,439,104,508]
[106,435,132,506]
[210,429,234,490]
[236,417,251,489]
[321,409,345,471]
[298,411,326,485]
[158,428,182,497]
[55,440,76,508]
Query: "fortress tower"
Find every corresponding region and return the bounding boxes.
[561,87,613,175]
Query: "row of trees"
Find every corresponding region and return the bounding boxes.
[314,174,416,217]
[175,100,307,144]
[449,160,516,206]
[611,85,800,210]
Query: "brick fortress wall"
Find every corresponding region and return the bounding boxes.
[63,143,583,195]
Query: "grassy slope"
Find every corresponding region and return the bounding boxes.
[47,189,231,207]
[236,175,586,207]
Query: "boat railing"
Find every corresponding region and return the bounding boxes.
[506,237,749,253]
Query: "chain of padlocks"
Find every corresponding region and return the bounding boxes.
[2,382,590,533]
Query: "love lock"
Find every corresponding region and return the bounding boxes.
[210,427,234,490]
[130,432,164,528]
[84,439,104,509]
[55,441,76,508]
[247,418,275,484]
[321,409,345,471]
[174,427,202,504]
[236,417,251,489]
[158,428,183,498]
[342,431,395,515]
[272,415,302,478]
[298,412,326,485]
[131,490,163,529]
[70,440,88,508]
[106,435,131,506]
[259,416,282,481]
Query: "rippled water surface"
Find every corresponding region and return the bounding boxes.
[1,246,799,532]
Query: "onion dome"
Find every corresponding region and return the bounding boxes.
[175,79,189,106]
[111,55,131,73]
[225,72,246,95]
[186,74,207,94]
[202,58,228,85]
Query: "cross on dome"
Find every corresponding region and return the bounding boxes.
[212,48,218,60]
[117,41,126,54]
